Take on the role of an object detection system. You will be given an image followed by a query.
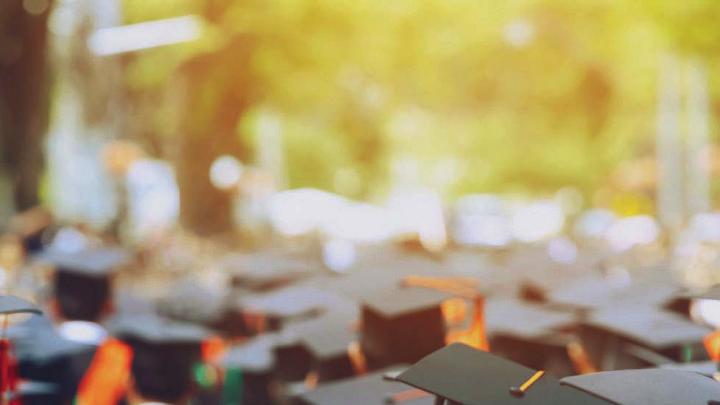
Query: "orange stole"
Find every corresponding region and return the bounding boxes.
[75,339,132,405]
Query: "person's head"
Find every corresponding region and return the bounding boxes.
[114,314,209,405]
[53,270,112,322]
[127,341,198,404]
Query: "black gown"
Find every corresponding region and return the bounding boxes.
[11,315,98,404]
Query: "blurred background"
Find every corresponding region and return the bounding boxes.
[7,2,720,403]
[2,0,720,272]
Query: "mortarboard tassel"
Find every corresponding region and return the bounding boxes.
[402,276,489,351]
[566,340,598,374]
[347,341,368,376]
[510,370,545,397]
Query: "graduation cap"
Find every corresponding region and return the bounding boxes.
[9,313,100,404]
[110,314,210,404]
[37,247,130,322]
[299,321,358,382]
[485,299,575,340]
[580,307,711,369]
[238,284,357,331]
[298,367,434,405]
[221,252,318,292]
[11,314,92,372]
[271,307,359,383]
[560,369,720,405]
[37,247,131,277]
[156,280,226,326]
[0,296,41,316]
[547,278,680,313]
[222,334,278,405]
[484,299,579,376]
[393,343,612,405]
[360,287,450,369]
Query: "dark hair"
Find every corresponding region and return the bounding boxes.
[130,342,198,403]
[53,271,110,322]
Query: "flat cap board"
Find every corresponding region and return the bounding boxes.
[441,251,498,279]
[299,321,357,361]
[485,299,576,339]
[561,369,720,405]
[156,280,225,324]
[361,288,451,318]
[223,334,278,372]
[396,343,612,405]
[221,252,318,279]
[108,313,210,343]
[547,279,679,311]
[660,360,716,377]
[301,367,434,405]
[0,295,41,315]
[585,308,711,349]
[36,247,130,277]
[240,285,356,319]
[518,268,591,300]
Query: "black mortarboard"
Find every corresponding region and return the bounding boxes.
[223,334,278,405]
[300,323,358,382]
[484,299,578,376]
[485,299,575,340]
[156,280,225,326]
[547,278,679,313]
[310,255,447,303]
[560,369,720,405]
[0,295,41,315]
[360,287,449,369]
[298,367,434,405]
[272,309,358,383]
[38,247,130,322]
[10,315,96,403]
[585,308,710,350]
[580,307,711,369]
[395,343,612,404]
[515,263,591,304]
[37,247,131,277]
[223,334,276,373]
[110,314,209,404]
[109,313,210,343]
[222,252,318,292]
[239,284,357,330]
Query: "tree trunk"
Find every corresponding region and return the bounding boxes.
[176,133,235,236]
[0,0,53,211]
[175,35,254,236]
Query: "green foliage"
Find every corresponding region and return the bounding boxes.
[121,0,720,201]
